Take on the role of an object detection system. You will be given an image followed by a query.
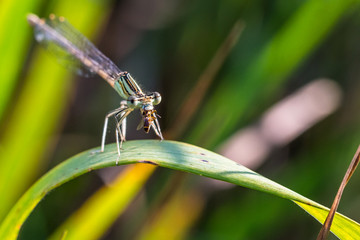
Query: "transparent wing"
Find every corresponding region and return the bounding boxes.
[30,14,122,86]
[34,25,95,77]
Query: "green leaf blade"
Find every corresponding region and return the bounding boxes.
[295,201,360,240]
[0,140,358,239]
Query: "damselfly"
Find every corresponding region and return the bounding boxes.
[27,13,163,160]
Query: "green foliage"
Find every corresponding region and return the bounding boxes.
[0,0,43,118]
[186,0,358,148]
[1,0,360,239]
[0,0,109,221]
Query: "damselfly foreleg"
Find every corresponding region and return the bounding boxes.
[152,113,164,140]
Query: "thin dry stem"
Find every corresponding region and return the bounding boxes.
[317,145,360,240]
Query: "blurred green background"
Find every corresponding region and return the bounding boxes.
[0,0,360,239]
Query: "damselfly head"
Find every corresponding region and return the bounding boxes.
[127,92,161,109]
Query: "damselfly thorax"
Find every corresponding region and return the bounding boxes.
[27,13,163,162]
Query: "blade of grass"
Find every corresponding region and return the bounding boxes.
[49,164,156,240]
[0,0,110,221]
[317,145,360,240]
[296,201,360,240]
[0,0,44,119]
[0,140,358,240]
[202,134,360,239]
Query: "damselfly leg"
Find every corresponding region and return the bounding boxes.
[101,101,132,155]
[153,114,164,140]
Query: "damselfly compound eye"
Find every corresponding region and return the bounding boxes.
[127,95,139,108]
[152,92,161,105]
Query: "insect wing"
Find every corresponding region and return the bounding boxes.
[31,15,122,85]
[33,21,93,77]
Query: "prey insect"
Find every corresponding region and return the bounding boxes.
[27,13,163,162]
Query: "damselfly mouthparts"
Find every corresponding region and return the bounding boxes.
[27,13,163,161]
